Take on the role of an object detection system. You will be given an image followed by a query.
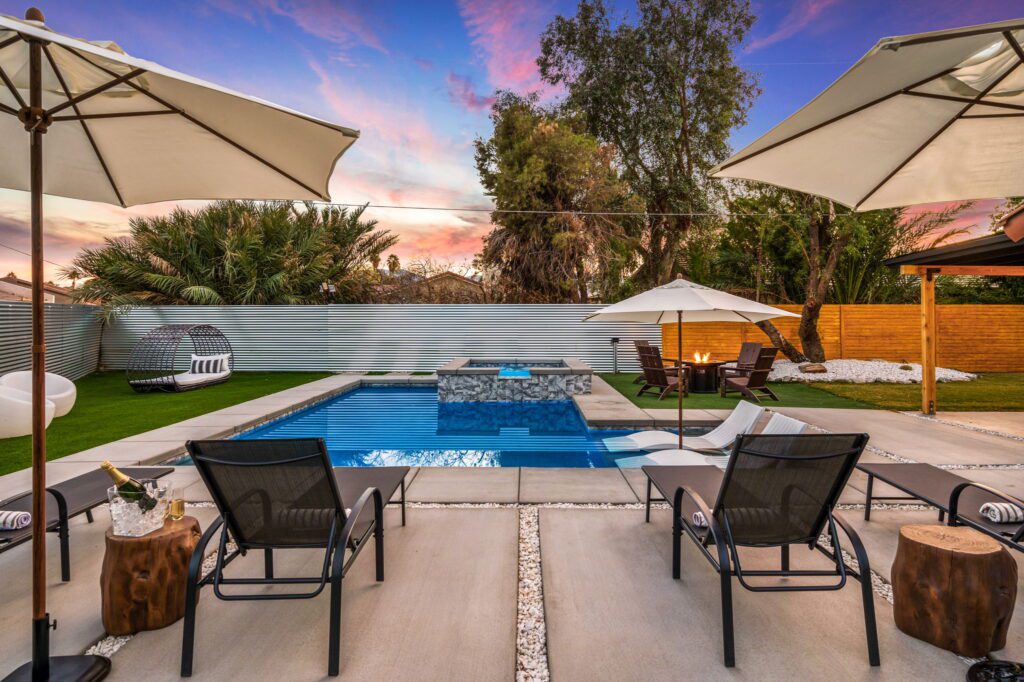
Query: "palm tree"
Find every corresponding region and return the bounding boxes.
[63,201,397,317]
[386,253,401,277]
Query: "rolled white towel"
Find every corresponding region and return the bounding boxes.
[0,510,31,531]
[691,511,708,528]
[980,502,1024,524]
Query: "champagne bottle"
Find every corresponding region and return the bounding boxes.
[100,461,158,511]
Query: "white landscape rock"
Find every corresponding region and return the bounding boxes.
[769,359,975,384]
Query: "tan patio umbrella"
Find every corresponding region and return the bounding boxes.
[710,18,1024,210]
[584,277,797,448]
[710,18,1024,416]
[0,8,358,681]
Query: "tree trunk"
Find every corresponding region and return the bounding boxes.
[798,299,826,362]
[755,320,806,362]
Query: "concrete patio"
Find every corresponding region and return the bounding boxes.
[2,377,1024,680]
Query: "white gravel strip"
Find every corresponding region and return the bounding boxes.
[517,507,549,682]
[770,359,975,384]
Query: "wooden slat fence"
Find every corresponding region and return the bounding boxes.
[662,304,1024,372]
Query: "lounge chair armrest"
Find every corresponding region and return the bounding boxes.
[831,511,872,579]
[336,487,384,561]
[719,366,753,379]
[949,481,1024,540]
[188,515,225,585]
[673,485,715,528]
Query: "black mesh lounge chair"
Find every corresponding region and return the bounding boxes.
[637,345,689,400]
[719,347,779,402]
[858,462,1024,552]
[0,467,172,581]
[181,438,409,677]
[642,432,877,668]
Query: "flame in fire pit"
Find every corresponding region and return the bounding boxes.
[693,351,710,364]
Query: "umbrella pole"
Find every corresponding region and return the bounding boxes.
[4,11,111,681]
[677,311,683,449]
[28,31,50,682]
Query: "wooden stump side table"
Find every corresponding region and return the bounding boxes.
[892,524,1017,658]
[100,516,201,636]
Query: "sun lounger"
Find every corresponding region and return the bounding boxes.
[0,467,173,580]
[181,438,409,677]
[642,432,878,668]
[603,400,764,453]
[616,412,807,469]
[858,462,1024,552]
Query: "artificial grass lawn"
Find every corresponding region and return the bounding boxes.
[598,372,875,410]
[813,373,1024,412]
[0,371,330,477]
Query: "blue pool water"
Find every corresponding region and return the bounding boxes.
[223,386,700,468]
[498,367,531,378]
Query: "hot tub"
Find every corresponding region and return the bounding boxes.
[436,357,593,402]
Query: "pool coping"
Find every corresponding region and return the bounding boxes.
[0,372,718,497]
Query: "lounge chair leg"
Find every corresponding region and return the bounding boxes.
[672,512,682,579]
[375,521,385,582]
[181,580,199,676]
[400,479,407,526]
[864,475,873,521]
[264,548,274,579]
[58,520,70,582]
[327,575,343,677]
[834,514,881,667]
[645,478,652,523]
[780,545,789,571]
[85,509,94,523]
[720,568,735,667]
[938,509,945,523]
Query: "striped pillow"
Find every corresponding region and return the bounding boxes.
[190,355,221,374]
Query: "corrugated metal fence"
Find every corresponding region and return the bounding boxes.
[0,302,102,379]
[101,305,660,372]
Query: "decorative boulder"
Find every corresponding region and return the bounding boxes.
[798,363,828,374]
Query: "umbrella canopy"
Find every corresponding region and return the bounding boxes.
[0,9,357,680]
[584,278,799,324]
[710,18,1024,211]
[586,278,796,449]
[0,12,358,205]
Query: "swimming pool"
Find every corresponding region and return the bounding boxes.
[221,386,704,468]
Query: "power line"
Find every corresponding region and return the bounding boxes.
[321,202,982,218]
[0,241,69,269]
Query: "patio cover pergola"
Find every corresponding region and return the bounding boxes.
[885,228,1024,414]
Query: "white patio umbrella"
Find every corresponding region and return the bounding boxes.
[710,18,1024,210]
[0,8,358,681]
[584,277,797,448]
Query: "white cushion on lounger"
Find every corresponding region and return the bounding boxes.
[173,370,231,387]
[759,413,807,436]
[616,449,727,469]
[602,401,764,453]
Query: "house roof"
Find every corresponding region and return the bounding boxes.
[884,232,1024,267]
[0,274,73,297]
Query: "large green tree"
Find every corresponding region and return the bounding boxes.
[538,0,759,288]
[715,184,968,361]
[474,91,642,302]
[65,201,396,316]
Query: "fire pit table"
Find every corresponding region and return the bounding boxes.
[681,359,728,393]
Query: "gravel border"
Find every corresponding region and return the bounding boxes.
[517,507,549,682]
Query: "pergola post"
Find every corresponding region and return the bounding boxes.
[920,268,937,415]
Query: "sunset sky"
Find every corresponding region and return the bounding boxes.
[0,0,1017,283]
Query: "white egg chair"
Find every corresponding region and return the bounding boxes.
[0,386,55,438]
[0,371,77,417]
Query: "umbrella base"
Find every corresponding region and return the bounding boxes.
[2,656,111,682]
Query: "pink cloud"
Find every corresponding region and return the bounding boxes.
[446,72,496,113]
[209,0,388,54]
[414,57,434,71]
[308,59,446,165]
[746,0,841,52]
[457,0,550,94]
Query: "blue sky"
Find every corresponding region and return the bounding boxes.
[0,0,1019,282]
